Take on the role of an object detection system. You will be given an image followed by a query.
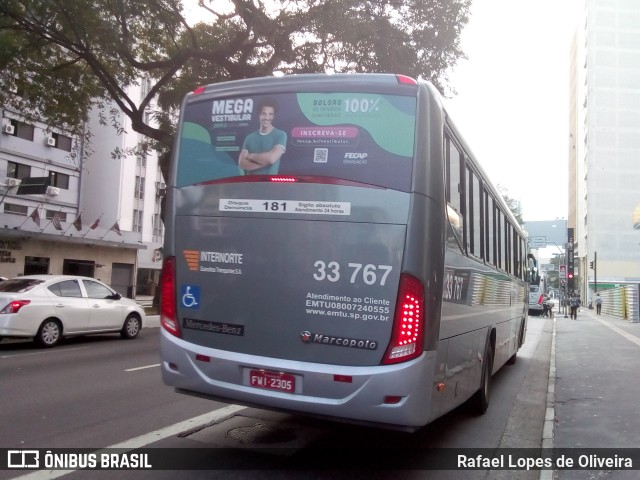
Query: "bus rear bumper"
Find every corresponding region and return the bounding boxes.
[161,329,436,430]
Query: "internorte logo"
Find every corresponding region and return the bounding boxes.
[183,250,199,271]
[183,249,245,273]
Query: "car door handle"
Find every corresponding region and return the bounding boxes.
[56,304,65,308]
[92,304,101,308]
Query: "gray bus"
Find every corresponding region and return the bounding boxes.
[160,74,530,431]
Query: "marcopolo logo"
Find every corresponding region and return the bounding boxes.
[300,331,378,350]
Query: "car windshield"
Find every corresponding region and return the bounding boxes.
[0,279,44,293]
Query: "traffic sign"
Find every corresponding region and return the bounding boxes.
[559,265,566,278]
[529,236,546,248]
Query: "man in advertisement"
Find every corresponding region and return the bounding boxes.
[238,98,287,175]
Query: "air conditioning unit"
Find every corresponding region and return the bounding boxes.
[46,136,57,147]
[5,178,21,187]
[3,124,15,135]
[46,186,60,196]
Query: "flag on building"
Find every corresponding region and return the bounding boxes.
[29,208,40,227]
[110,220,122,236]
[52,213,63,230]
[72,214,82,231]
[90,218,100,229]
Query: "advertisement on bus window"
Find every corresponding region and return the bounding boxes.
[177,92,416,191]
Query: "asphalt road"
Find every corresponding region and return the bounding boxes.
[1,317,551,480]
[0,329,223,450]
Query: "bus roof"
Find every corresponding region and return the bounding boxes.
[188,73,418,99]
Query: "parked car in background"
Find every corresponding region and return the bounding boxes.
[529,285,544,315]
[0,275,145,347]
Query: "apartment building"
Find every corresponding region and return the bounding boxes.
[570,0,640,299]
[0,87,160,297]
[80,78,165,297]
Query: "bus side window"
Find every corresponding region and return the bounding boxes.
[484,191,494,265]
[445,133,463,216]
[496,208,503,270]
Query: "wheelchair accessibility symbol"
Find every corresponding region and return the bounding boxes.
[181,285,200,309]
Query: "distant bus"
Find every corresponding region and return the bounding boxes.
[160,74,532,431]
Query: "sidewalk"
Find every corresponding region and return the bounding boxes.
[135,295,160,328]
[549,306,640,477]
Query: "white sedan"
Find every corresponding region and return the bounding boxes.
[0,275,145,348]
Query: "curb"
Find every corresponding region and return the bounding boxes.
[144,315,160,328]
[539,315,556,480]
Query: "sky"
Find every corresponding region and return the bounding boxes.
[182,0,579,223]
[444,0,581,222]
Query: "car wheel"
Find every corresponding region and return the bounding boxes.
[36,319,62,348]
[121,314,141,339]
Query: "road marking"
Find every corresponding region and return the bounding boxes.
[1,347,89,359]
[12,403,247,479]
[595,317,640,347]
[125,363,161,372]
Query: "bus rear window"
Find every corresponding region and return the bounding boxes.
[176,92,416,191]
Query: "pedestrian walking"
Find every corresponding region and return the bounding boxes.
[595,293,603,315]
[542,296,554,318]
[570,295,580,320]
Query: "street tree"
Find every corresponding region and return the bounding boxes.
[0,0,471,178]
[497,185,524,225]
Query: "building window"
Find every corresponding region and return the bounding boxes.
[51,132,73,152]
[133,209,143,232]
[25,256,50,275]
[7,161,31,180]
[46,210,67,222]
[49,171,70,189]
[152,213,163,236]
[3,203,28,216]
[6,119,35,141]
[134,176,144,200]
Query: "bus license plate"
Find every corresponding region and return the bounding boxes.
[249,370,295,393]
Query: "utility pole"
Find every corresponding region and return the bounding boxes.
[593,251,597,293]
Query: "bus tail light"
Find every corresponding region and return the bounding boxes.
[160,256,181,337]
[396,74,417,85]
[383,274,425,365]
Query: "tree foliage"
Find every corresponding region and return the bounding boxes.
[0,0,471,176]
[497,185,524,225]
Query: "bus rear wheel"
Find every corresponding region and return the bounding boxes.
[471,346,493,415]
